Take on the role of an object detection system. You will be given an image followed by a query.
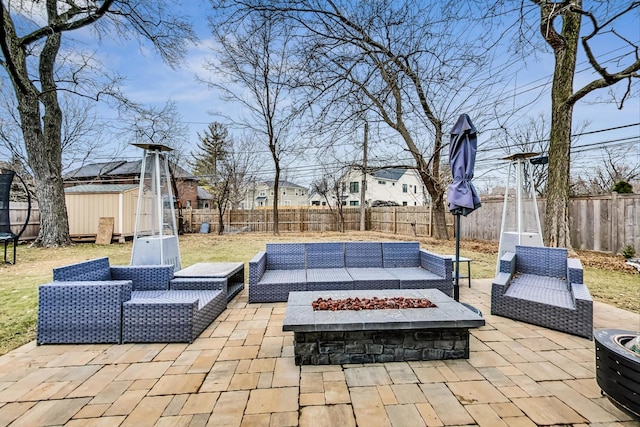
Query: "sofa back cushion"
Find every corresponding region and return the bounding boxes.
[266,243,305,270]
[306,242,345,269]
[516,246,567,277]
[53,257,112,282]
[345,242,383,268]
[382,242,420,267]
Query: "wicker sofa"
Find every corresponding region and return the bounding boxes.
[491,245,593,339]
[248,241,453,303]
[37,257,227,344]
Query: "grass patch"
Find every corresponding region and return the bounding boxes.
[1,231,637,355]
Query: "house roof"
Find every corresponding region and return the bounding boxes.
[65,160,196,180]
[371,168,407,181]
[64,184,138,194]
[197,187,214,200]
[65,161,126,179]
[262,180,307,190]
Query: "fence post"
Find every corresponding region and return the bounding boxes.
[611,192,618,254]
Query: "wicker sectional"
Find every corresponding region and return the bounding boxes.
[249,242,453,303]
[491,245,593,340]
[37,257,228,344]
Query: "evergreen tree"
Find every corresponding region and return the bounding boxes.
[191,122,230,188]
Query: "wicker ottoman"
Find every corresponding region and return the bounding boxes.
[122,290,227,343]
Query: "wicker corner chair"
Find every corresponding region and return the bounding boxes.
[491,245,593,340]
[38,258,228,344]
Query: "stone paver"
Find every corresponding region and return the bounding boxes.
[299,404,356,427]
[345,366,392,387]
[245,387,299,414]
[0,279,637,426]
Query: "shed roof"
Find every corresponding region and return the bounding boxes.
[64,184,138,194]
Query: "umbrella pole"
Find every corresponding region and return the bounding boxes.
[454,213,461,302]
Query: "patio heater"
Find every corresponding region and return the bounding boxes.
[130,143,181,271]
[496,152,543,274]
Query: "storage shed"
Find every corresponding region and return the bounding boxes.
[65,184,140,241]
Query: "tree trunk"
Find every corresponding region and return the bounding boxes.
[538,1,581,249]
[7,25,71,246]
[273,163,280,235]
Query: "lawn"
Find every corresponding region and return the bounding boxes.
[0,231,637,356]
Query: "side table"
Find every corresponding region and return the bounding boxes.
[174,262,245,302]
[444,255,473,288]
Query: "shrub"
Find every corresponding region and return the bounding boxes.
[621,245,636,259]
[612,180,633,193]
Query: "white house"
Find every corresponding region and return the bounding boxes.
[240,180,309,209]
[309,167,427,207]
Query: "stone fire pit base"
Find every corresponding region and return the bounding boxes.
[283,289,485,366]
[294,328,470,365]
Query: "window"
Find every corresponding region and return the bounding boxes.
[186,200,191,207]
[414,185,417,193]
[300,190,305,196]
[341,201,347,206]
[283,200,291,206]
[341,182,347,192]
[321,201,326,206]
[349,182,359,193]
[402,201,408,206]
[378,180,386,185]
[311,200,320,206]
[282,189,286,195]
[259,190,266,197]
[402,184,408,193]
[350,200,359,206]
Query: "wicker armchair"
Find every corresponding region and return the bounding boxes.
[491,245,593,339]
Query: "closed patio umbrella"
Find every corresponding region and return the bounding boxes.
[447,114,481,301]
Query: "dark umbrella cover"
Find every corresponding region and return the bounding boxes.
[447,114,481,302]
[447,114,481,216]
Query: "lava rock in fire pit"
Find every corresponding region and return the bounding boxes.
[311,296,437,311]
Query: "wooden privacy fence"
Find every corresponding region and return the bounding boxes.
[184,193,639,254]
[10,193,639,254]
[460,193,639,254]
[7,202,39,240]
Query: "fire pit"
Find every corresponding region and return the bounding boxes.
[283,289,484,365]
[594,329,640,420]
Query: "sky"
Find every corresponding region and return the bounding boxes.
[3,1,639,191]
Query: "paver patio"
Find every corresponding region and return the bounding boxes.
[0,278,638,426]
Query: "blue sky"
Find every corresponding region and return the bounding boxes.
[95,2,639,189]
[4,1,638,189]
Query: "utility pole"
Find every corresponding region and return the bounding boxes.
[360,121,368,231]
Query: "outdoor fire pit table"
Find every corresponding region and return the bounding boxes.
[283,289,485,365]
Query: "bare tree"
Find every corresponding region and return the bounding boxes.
[574,146,640,195]
[204,7,300,235]
[0,1,195,246]
[215,1,516,240]
[523,0,640,248]
[1,89,109,173]
[311,171,348,232]
[128,101,189,151]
